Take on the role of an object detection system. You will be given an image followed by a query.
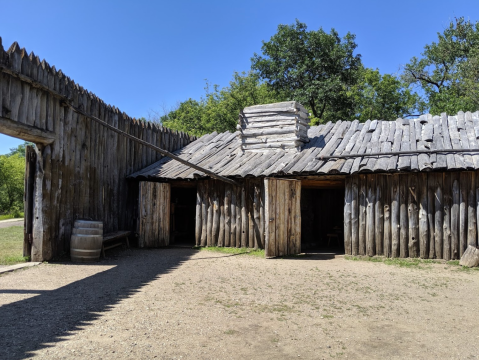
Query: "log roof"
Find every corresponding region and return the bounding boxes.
[129,111,479,180]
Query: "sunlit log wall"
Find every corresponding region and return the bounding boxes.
[195,179,265,249]
[343,172,479,260]
[0,40,195,261]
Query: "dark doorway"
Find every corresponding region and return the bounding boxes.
[170,186,196,246]
[301,187,345,252]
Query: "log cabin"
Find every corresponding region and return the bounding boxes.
[1,36,478,262]
[130,102,479,260]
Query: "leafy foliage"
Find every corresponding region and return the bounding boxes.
[251,20,362,122]
[7,142,32,158]
[0,153,24,216]
[402,17,479,115]
[351,68,425,122]
[159,72,285,136]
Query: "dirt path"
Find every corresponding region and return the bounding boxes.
[0,248,478,359]
[0,219,23,229]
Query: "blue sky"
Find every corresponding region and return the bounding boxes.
[0,0,478,154]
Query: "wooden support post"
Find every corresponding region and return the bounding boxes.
[351,175,359,256]
[383,175,391,257]
[366,175,376,257]
[434,173,444,259]
[375,175,384,256]
[391,174,400,258]
[408,173,419,258]
[468,172,477,248]
[224,184,231,247]
[195,182,202,246]
[399,175,408,258]
[443,174,452,260]
[344,177,352,255]
[451,174,460,259]
[359,174,367,255]
[418,173,429,259]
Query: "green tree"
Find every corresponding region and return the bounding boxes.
[0,153,24,215]
[160,72,285,136]
[351,68,425,121]
[7,141,32,158]
[402,17,479,115]
[251,20,362,122]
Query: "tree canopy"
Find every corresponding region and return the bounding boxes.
[158,18,479,136]
[158,72,285,136]
[402,17,479,115]
[0,153,24,216]
[251,20,362,122]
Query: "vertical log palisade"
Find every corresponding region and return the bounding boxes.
[0,40,194,261]
[343,172,479,259]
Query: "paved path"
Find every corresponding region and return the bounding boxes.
[0,218,23,229]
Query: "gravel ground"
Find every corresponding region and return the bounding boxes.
[0,247,478,360]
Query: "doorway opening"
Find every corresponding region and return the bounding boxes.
[170,184,197,246]
[0,136,34,264]
[301,182,345,253]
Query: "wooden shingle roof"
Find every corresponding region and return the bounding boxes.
[129,111,479,180]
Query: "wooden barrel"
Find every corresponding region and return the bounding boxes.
[72,227,103,236]
[74,220,103,229]
[71,220,104,262]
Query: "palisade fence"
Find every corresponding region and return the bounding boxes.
[344,172,479,260]
[0,39,195,261]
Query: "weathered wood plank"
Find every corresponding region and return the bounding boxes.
[399,175,408,258]
[351,175,359,256]
[451,174,460,259]
[224,184,231,247]
[196,182,203,246]
[443,174,452,260]
[201,181,208,247]
[459,172,468,257]
[218,182,225,247]
[419,173,429,258]
[375,175,384,256]
[366,175,376,257]
[236,185,242,248]
[344,177,352,255]
[384,174,392,257]
[358,174,367,255]
[432,173,443,259]
[230,185,237,247]
[241,184,248,247]
[408,173,419,258]
[468,172,477,248]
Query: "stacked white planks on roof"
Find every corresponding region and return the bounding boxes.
[238,101,310,152]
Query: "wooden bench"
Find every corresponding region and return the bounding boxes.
[102,231,131,258]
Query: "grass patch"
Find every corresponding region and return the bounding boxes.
[347,255,479,271]
[345,255,441,269]
[0,213,24,221]
[0,226,28,265]
[197,246,265,257]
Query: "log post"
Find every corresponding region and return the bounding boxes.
[391,174,400,258]
[418,173,429,258]
[195,181,202,246]
[408,173,419,258]
[351,175,359,256]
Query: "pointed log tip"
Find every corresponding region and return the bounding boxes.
[7,41,21,54]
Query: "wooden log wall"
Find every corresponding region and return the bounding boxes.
[195,178,265,249]
[344,172,479,260]
[0,40,195,261]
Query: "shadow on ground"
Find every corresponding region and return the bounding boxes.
[0,247,196,360]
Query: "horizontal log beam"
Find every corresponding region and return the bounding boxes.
[0,116,55,144]
[318,148,479,160]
